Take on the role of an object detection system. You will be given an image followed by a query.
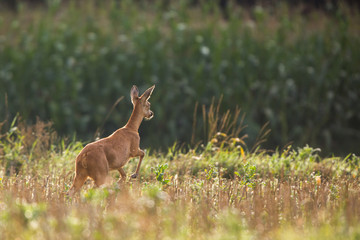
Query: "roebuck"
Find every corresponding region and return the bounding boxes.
[67,85,155,196]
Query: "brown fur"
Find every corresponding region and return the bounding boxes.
[67,85,155,196]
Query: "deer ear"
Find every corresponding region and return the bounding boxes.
[130,85,139,104]
[140,85,155,100]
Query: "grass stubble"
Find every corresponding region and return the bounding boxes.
[0,113,359,240]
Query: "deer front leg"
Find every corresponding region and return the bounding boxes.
[131,149,145,179]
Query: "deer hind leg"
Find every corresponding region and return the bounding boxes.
[87,153,110,188]
[67,167,88,197]
[131,149,145,179]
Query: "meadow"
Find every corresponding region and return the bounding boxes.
[1,1,360,239]
[0,1,359,154]
[0,117,359,240]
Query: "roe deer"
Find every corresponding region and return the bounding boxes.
[67,85,155,196]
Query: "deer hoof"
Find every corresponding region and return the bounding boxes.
[131,173,138,178]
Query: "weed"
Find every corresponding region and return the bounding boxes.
[152,163,171,185]
[235,163,257,188]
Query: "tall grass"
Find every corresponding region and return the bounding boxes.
[0,1,359,154]
[0,118,359,239]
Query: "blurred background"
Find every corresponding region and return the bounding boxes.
[0,0,359,155]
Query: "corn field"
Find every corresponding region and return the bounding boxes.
[0,1,359,154]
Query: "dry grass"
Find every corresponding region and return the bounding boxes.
[0,119,359,239]
[1,167,359,239]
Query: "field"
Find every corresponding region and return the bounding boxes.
[0,1,360,154]
[1,1,360,239]
[1,119,359,240]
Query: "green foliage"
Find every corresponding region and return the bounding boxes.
[0,115,27,175]
[152,163,171,185]
[0,2,359,155]
[235,163,257,188]
[204,165,218,180]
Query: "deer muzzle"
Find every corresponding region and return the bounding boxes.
[145,111,154,120]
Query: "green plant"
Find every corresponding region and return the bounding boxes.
[204,165,218,180]
[0,116,26,175]
[152,163,171,185]
[235,163,257,188]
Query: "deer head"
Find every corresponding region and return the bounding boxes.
[130,85,155,120]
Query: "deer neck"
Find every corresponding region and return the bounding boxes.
[124,105,144,132]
